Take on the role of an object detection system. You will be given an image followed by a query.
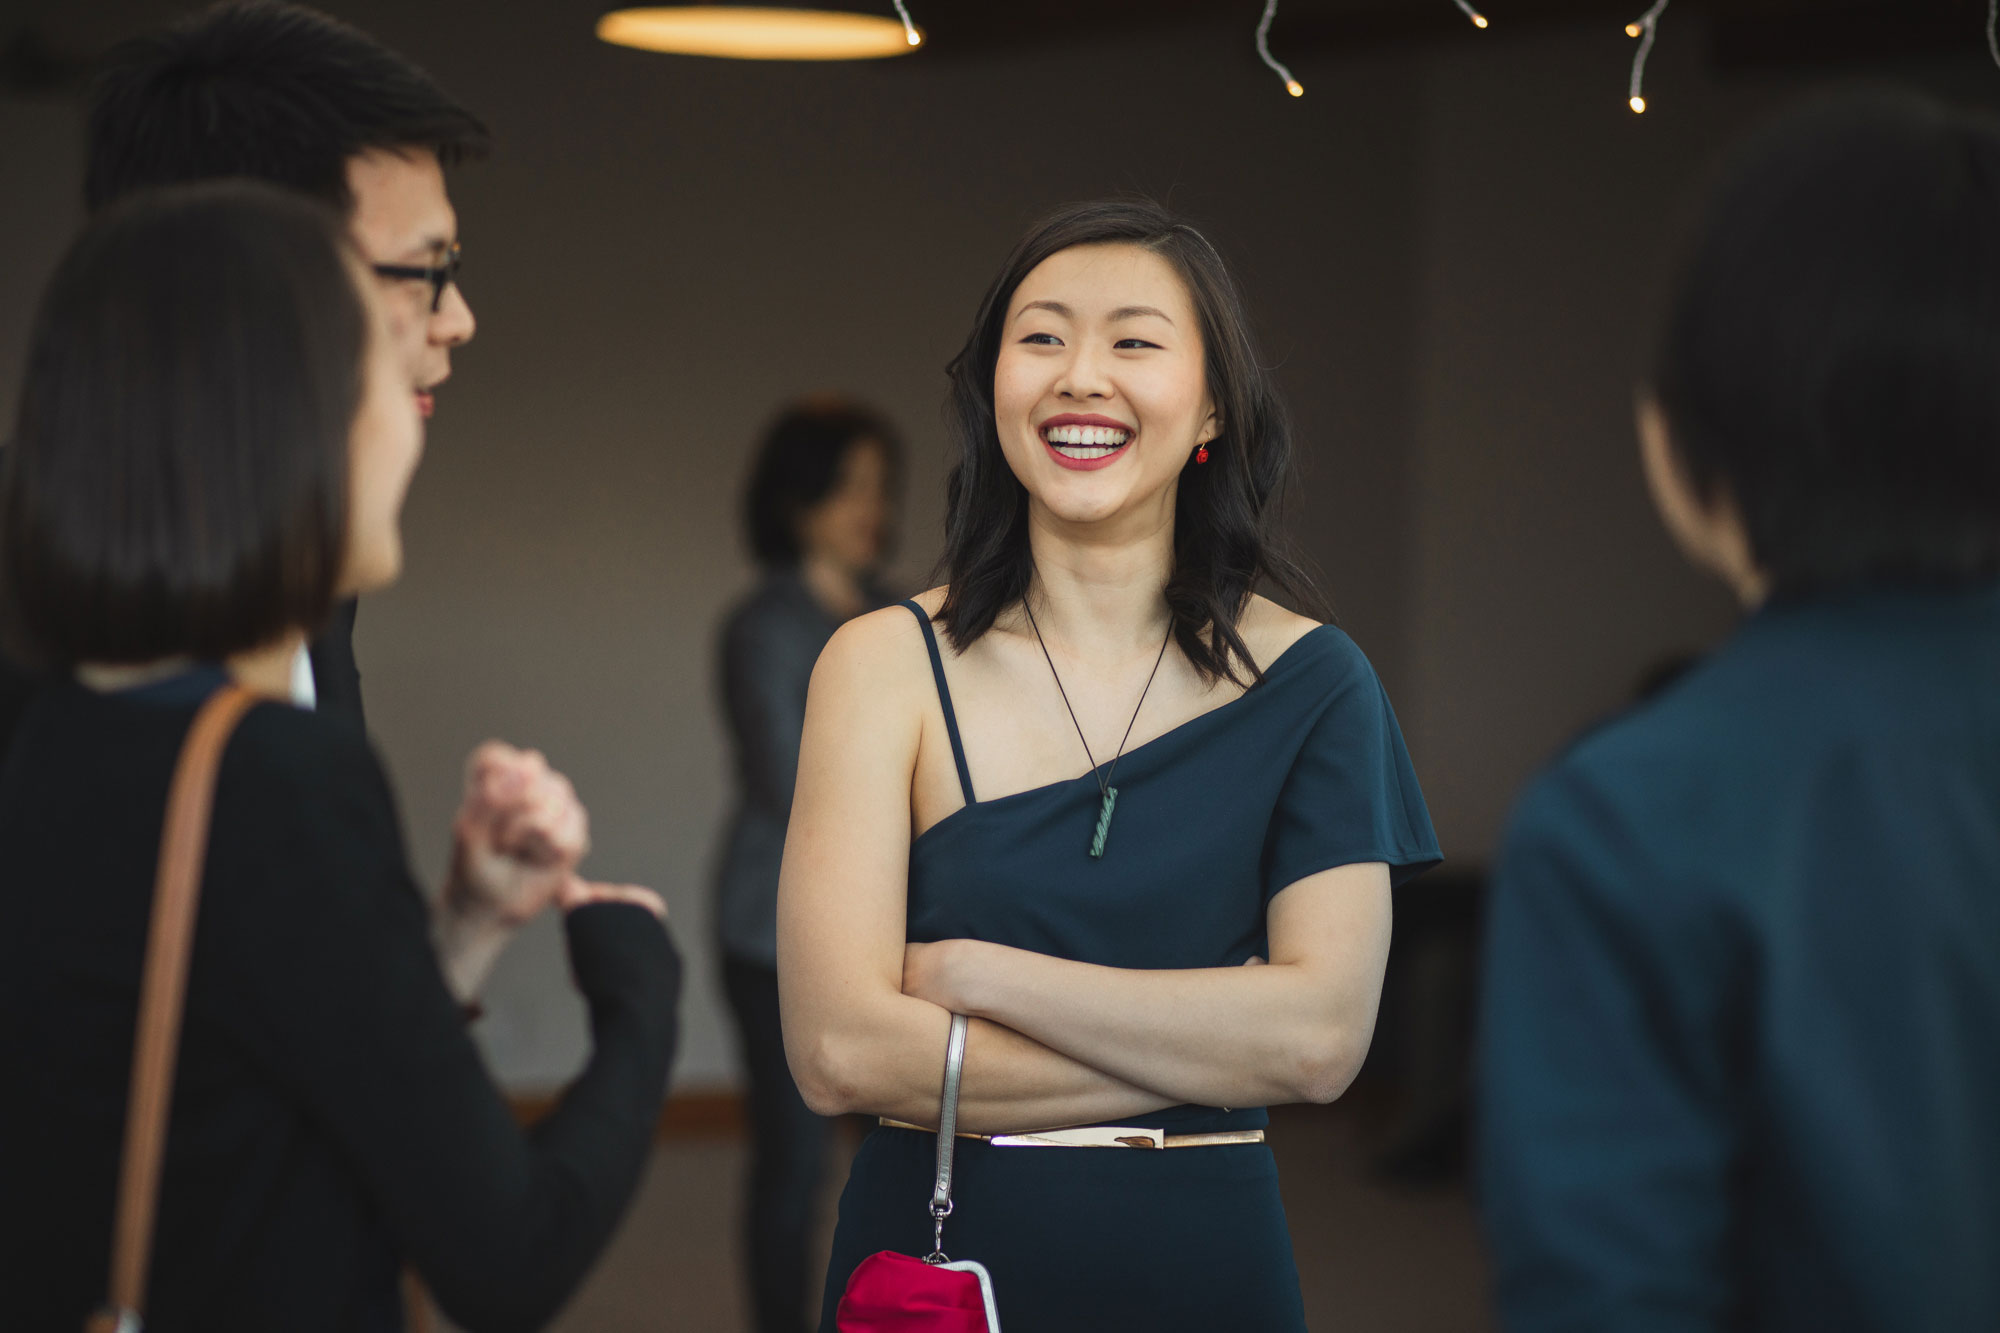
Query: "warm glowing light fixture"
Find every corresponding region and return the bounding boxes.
[597,6,923,61]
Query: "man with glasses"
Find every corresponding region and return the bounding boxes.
[81,0,484,734]
[44,4,649,1026]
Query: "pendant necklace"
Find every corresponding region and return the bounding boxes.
[1023,599,1174,861]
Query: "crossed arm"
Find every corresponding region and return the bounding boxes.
[777,611,1394,1137]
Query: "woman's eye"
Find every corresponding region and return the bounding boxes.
[1114,339,1161,350]
[1021,332,1063,346]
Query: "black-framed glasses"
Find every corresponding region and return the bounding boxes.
[371,241,461,313]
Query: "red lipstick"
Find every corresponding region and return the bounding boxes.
[1039,412,1134,472]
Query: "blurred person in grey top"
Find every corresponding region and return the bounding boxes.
[713,399,901,1333]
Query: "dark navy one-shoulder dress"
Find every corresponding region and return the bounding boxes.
[818,602,1441,1332]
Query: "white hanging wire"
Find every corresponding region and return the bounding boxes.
[1256,0,1304,97]
[1988,0,1999,70]
[1625,0,1670,113]
[891,0,921,48]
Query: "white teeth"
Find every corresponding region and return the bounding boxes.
[1043,424,1130,447]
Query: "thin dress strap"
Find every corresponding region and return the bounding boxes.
[901,600,976,805]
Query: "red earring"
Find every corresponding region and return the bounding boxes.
[1195,442,1210,464]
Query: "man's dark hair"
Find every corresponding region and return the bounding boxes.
[1651,91,2000,594]
[0,181,365,668]
[937,198,1321,686]
[744,399,903,568]
[84,0,489,215]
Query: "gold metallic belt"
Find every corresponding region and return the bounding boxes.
[878,1118,1264,1149]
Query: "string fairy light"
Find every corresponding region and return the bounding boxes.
[1256,0,1304,97]
[1257,0,1489,100]
[1624,0,1669,114]
[891,0,921,48]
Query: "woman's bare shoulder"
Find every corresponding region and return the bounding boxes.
[805,595,949,775]
[819,598,931,686]
[1239,594,1323,673]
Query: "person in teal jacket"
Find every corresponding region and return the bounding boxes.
[1479,93,2000,1332]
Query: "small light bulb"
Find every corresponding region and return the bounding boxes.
[1626,22,1643,36]
[1472,12,1489,28]
[1630,96,1648,113]
[906,29,922,46]
[1286,79,1304,97]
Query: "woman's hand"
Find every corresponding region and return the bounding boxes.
[435,743,593,1001]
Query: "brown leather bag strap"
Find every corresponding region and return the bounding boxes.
[88,684,259,1333]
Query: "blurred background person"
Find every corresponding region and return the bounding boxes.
[0,182,680,1332]
[714,399,901,1333]
[1478,92,2000,1332]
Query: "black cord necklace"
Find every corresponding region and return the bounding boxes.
[1022,598,1174,860]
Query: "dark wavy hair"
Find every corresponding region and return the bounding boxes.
[744,398,903,568]
[936,199,1319,685]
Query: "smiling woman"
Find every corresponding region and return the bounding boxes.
[777,199,1441,1332]
[938,200,1320,687]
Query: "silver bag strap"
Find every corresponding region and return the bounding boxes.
[924,1013,970,1263]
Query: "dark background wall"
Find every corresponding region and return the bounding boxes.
[2,0,1993,1090]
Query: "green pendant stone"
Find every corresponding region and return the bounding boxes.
[1089,786,1119,859]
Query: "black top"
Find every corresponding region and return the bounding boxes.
[1479,581,2000,1331]
[0,650,31,760]
[817,607,1440,1333]
[901,601,1442,1120]
[0,672,683,1332]
[0,601,363,761]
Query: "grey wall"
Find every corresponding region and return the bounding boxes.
[3,4,1988,1092]
[1406,19,1753,861]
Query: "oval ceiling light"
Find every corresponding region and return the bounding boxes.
[597,7,922,61]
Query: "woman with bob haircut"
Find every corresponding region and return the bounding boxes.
[0,182,681,1332]
[1478,93,2000,1331]
[779,199,1440,1330]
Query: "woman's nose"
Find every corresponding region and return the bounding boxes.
[1054,346,1111,399]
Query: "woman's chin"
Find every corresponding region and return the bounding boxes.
[1032,488,1139,530]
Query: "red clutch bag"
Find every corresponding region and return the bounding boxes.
[836,1014,1001,1332]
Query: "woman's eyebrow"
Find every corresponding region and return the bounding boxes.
[1014,299,1175,325]
[1017,299,1072,319]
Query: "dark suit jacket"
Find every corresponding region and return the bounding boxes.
[310,598,367,735]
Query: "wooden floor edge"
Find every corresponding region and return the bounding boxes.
[509,1085,745,1142]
